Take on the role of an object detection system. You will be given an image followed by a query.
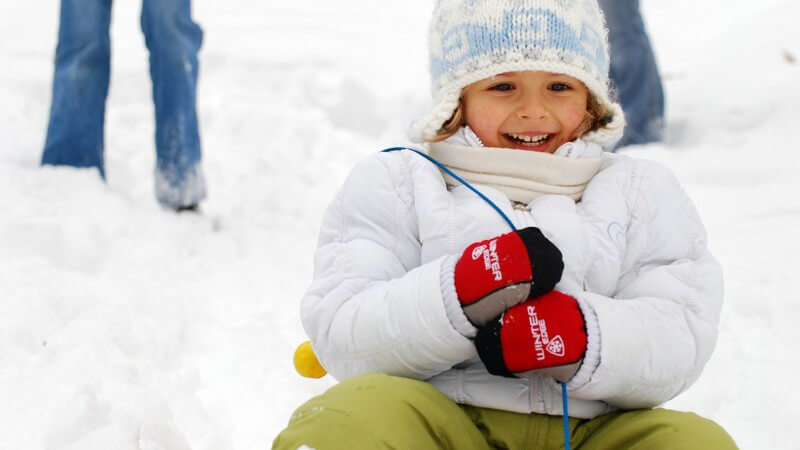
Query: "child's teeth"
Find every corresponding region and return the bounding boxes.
[509,133,547,143]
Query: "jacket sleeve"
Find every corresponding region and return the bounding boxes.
[567,161,723,409]
[300,152,476,381]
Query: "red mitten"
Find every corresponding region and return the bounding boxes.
[475,291,587,382]
[454,227,563,326]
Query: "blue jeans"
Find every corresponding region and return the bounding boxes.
[42,0,205,208]
[599,0,665,149]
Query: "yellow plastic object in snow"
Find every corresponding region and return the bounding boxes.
[293,341,327,378]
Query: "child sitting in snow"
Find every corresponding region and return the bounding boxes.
[274,0,736,448]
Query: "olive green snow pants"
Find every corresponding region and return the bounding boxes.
[273,373,736,450]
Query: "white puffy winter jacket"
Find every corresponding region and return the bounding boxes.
[301,146,723,418]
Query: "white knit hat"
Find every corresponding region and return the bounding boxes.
[410,0,626,149]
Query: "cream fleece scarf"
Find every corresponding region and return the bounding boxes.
[427,127,604,204]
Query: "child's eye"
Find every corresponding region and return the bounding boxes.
[489,83,514,92]
[549,82,571,92]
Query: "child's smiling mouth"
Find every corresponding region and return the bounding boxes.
[503,132,552,150]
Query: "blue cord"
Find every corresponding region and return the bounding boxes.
[382,147,571,449]
[562,381,571,450]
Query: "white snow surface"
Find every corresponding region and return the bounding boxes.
[0,0,798,448]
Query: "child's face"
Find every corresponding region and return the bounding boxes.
[462,71,590,153]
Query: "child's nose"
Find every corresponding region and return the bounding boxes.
[515,103,549,120]
[515,93,549,120]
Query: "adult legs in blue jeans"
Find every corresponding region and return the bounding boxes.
[42,0,206,209]
[141,0,205,208]
[42,0,112,177]
[599,0,665,149]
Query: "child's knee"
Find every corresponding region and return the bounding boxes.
[273,374,479,450]
[637,409,736,449]
[312,373,452,418]
[278,374,427,436]
[584,409,735,450]
[666,410,736,449]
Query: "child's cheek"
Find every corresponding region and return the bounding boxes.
[565,105,588,134]
[466,104,501,136]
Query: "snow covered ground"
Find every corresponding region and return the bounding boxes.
[0,0,798,448]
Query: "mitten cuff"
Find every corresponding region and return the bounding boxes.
[474,317,515,378]
[440,254,478,338]
[566,295,601,389]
